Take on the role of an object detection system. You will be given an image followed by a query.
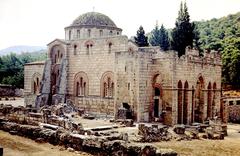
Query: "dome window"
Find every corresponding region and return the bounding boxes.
[100,30,103,36]
[77,30,80,38]
[109,31,113,35]
[69,30,72,40]
[88,29,91,37]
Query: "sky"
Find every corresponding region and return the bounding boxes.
[0,0,240,50]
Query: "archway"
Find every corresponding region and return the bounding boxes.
[207,82,212,119]
[177,80,183,124]
[183,81,189,124]
[194,76,205,123]
[151,73,163,122]
[154,87,161,117]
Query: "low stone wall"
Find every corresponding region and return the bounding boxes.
[229,105,240,123]
[0,121,177,156]
[74,96,114,117]
[0,85,23,97]
[24,94,37,107]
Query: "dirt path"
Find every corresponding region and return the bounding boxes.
[0,130,92,156]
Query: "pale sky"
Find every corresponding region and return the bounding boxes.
[0,0,239,50]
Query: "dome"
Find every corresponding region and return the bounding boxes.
[69,12,120,29]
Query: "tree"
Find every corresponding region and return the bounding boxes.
[134,26,149,47]
[159,24,170,51]
[149,24,160,46]
[171,1,195,57]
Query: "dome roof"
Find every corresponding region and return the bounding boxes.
[69,12,119,29]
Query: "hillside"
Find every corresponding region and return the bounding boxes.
[0,45,46,56]
[194,12,240,51]
[194,12,240,88]
[0,51,47,88]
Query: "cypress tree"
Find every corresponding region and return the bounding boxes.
[149,24,160,46]
[159,24,170,51]
[171,1,195,57]
[134,26,149,47]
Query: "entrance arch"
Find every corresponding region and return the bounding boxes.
[194,76,205,123]
[151,73,163,122]
[177,80,183,124]
[183,81,189,124]
[207,82,212,119]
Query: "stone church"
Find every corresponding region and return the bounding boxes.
[24,12,223,125]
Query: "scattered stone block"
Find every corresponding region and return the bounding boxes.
[173,125,185,134]
[156,149,178,156]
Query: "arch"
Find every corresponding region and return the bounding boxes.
[100,71,114,98]
[32,72,41,94]
[73,44,77,55]
[207,82,212,119]
[191,85,195,123]
[108,42,113,53]
[85,40,94,54]
[212,82,217,117]
[74,72,89,96]
[194,75,205,123]
[49,44,65,64]
[151,74,164,120]
[177,80,183,124]
[183,81,189,124]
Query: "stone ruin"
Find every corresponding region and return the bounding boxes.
[0,104,179,156]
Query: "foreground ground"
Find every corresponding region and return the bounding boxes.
[155,124,240,156]
[0,124,240,156]
[0,130,92,156]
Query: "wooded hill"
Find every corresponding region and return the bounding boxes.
[195,12,240,87]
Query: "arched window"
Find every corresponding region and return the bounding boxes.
[77,30,80,38]
[32,73,41,95]
[101,72,114,98]
[108,43,112,53]
[74,72,88,96]
[74,45,77,55]
[86,45,89,54]
[69,30,72,40]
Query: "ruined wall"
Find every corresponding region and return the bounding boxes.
[115,51,139,120]
[24,61,45,106]
[223,97,240,123]
[73,96,114,117]
[151,48,222,125]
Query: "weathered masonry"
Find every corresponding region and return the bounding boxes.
[24,12,223,125]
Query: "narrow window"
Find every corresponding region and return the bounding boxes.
[128,83,130,90]
[69,30,71,40]
[74,45,77,55]
[117,32,119,35]
[77,30,80,38]
[108,43,112,53]
[88,29,91,37]
[109,30,113,35]
[100,30,103,36]
[86,45,89,54]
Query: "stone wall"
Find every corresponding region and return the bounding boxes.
[0,84,23,97]
[223,97,240,123]
[72,96,114,117]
